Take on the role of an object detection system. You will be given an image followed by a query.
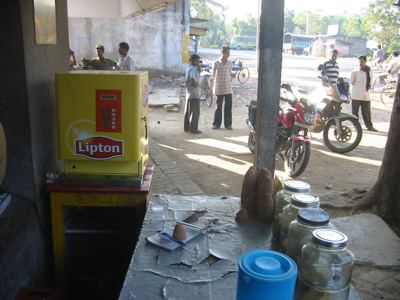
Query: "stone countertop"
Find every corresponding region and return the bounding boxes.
[119,195,361,300]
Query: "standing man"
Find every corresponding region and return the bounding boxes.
[82,44,117,70]
[212,47,233,130]
[373,45,385,65]
[387,51,400,75]
[323,49,339,84]
[350,56,377,132]
[184,54,202,134]
[118,42,135,71]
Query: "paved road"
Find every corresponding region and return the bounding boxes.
[198,48,359,90]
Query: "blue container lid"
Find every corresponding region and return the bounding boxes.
[297,208,330,226]
[239,250,297,282]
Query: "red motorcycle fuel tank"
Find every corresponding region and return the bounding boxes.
[278,107,296,129]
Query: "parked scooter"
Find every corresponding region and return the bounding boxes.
[280,65,363,153]
[246,97,316,178]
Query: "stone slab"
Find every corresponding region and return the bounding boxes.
[332,213,400,267]
[149,88,179,106]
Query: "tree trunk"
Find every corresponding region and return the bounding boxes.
[356,79,400,224]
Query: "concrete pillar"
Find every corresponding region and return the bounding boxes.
[254,0,285,175]
[182,0,190,64]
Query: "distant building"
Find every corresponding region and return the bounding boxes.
[190,18,209,54]
[310,35,367,57]
[283,33,315,55]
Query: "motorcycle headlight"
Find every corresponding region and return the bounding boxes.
[304,110,316,125]
[340,95,349,103]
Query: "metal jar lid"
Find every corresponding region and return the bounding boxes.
[297,208,330,226]
[283,180,311,193]
[290,193,320,208]
[312,229,348,248]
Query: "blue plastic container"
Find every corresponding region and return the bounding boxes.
[236,250,297,300]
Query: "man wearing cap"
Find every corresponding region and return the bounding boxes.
[82,44,117,70]
[184,54,202,134]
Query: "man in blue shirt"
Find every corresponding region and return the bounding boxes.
[184,54,202,134]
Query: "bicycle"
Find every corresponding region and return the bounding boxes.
[231,60,250,84]
[380,75,397,106]
[178,75,213,109]
[370,71,397,107]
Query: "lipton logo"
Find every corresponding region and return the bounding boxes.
[75,136,124,160]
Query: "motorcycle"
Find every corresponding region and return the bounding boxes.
[280,66,363,154]
[246,97,316,178]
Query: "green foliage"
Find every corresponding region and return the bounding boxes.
[230,17,257,37]
[202,14,230,48]
[364,0,400,52]
[191,0,400,51]
[292,11,347,36]
[191,0,213,20]
[191,0,229,48]
[284,10,295,33]
[342,15,368,38]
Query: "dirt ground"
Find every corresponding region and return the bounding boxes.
[147,72,400,300]
[148,75,391,202]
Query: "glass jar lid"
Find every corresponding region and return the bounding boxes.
[312,229,348,248]
[297,208,329,226]
[283,180,310,193]
[290,193,319,208]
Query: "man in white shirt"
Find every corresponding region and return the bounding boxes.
[387,51,400,75]
[118,42,135,71]
[350,56,377,132]
[212,47,233,130]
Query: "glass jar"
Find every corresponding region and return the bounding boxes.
[286,208,334,262]
[297,229,354,300]
[279,194,320,254]
[271,180,310,250]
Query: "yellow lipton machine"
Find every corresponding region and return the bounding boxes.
[56,71,149,184]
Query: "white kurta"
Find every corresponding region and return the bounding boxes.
[350,68,370,101]
[118,55,135,71]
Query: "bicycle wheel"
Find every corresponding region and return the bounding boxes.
[204,86,213,107]
[178,85,186,110]
[200,77,213,107]
[237,67,250,84]
[380,83,396,106]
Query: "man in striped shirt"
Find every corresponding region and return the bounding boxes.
[212,47,233,130]
[323,49,339,84]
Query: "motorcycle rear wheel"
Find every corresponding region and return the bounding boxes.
[323,117,362,153]
[284,140,310,178]
[248,132,256,153]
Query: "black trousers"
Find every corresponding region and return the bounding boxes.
[184,98,200,132]
[352,99,373,129]
[213,94,232,128]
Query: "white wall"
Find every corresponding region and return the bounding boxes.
[69,2,184,72]
[68,0,120,18]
